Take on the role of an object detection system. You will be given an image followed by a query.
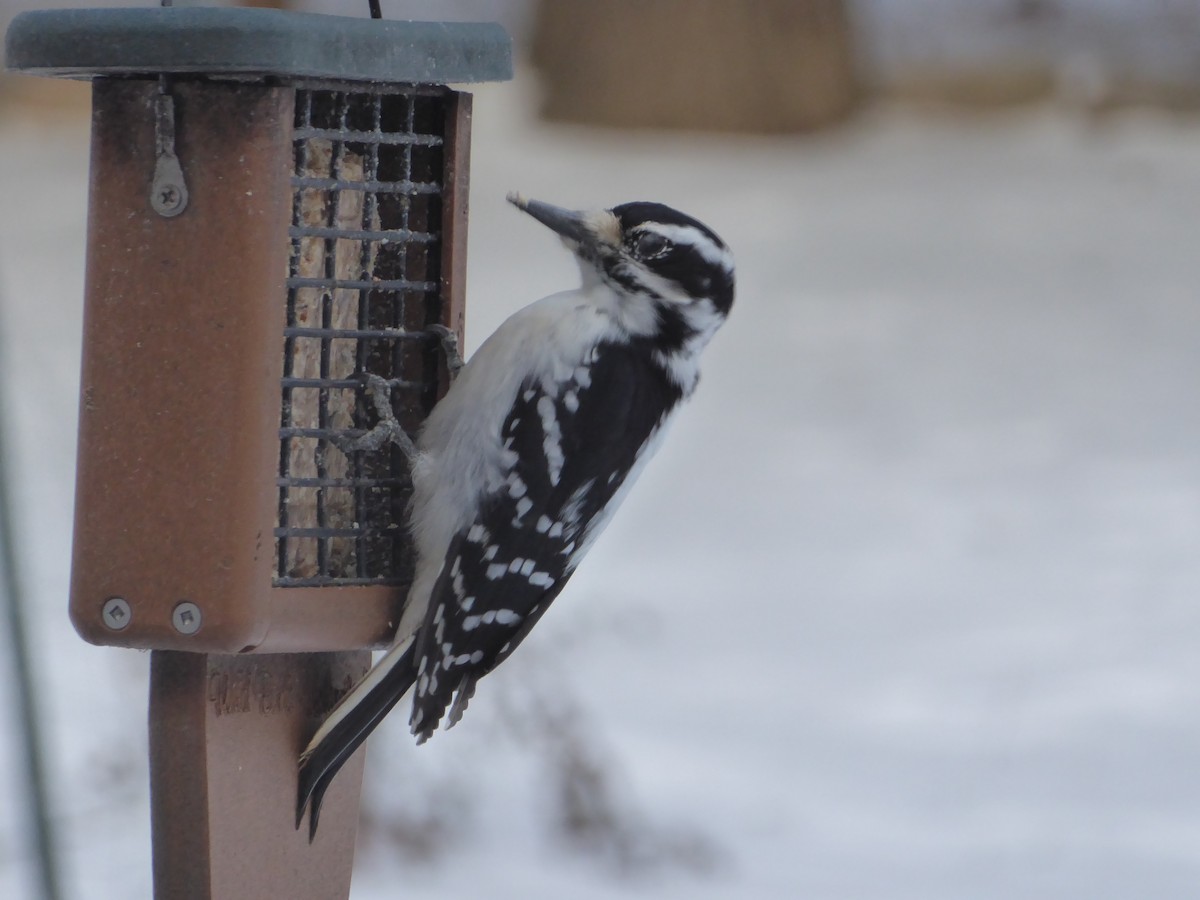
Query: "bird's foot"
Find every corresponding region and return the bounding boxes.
[328,373,419,465]
[428,324,464,383]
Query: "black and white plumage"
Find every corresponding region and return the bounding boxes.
[296,194,735,838]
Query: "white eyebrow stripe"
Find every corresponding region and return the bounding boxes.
[638,223,734,271]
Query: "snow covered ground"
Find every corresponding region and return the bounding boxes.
[1,75,1199,899]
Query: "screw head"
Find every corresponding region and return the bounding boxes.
[101,597,132,631]
[152,182,186,216]
[172,601,202,635]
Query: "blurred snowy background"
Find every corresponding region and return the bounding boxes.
[2,1,1200,898]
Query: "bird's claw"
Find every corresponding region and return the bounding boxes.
[328,373,419,463]
[427,324,464,382]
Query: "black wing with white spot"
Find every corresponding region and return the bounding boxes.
[409,337,685,739]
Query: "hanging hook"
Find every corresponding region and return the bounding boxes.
[150,75,189,218]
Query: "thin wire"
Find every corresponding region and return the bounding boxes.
[0,278,62,900]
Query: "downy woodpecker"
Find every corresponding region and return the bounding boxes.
[297,194,735,838]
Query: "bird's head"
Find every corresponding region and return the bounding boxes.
[507,193,735,334]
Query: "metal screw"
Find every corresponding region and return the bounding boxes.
[172,601,202,635]
[157,185,181,210]
[101,597,132,631]
[151,179,187,217]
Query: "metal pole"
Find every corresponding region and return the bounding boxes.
[0,280,63,900]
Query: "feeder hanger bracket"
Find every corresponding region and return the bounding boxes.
[150,76,188,218]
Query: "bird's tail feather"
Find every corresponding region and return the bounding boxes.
[296,636,417,841]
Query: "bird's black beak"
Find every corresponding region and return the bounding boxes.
[507,193,592,245]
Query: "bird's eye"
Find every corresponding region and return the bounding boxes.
[632,231,670,259]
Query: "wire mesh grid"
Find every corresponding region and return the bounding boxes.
[276,84,448,587]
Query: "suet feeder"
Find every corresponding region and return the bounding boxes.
[6,6,510,897]
[7,6,510,653]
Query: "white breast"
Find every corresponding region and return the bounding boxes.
[393,283,649,641]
